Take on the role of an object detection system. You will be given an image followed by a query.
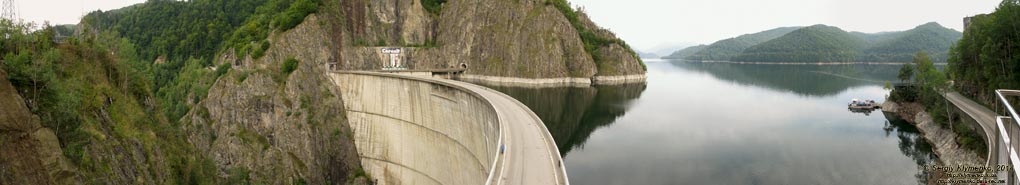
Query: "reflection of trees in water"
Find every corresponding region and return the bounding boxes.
[669,62,900,97]
[486,83,647,156]
[883,112,938,185]
[849,108,875,116]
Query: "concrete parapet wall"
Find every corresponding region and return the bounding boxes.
[458,75,592,87]
[459,74,648,87]
[329,72,500,185]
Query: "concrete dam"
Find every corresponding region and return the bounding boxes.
[329,71,568,185]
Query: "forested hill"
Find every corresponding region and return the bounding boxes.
[669,22,962,63]
[84,0,263,61]
[681,27,801,61]
[661,44,707,59]
[82,0,320,120]
[733,25,864,62]
[860,22,963,62]
[2,0,365,183]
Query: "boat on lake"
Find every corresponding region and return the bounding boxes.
[848,98,880,110]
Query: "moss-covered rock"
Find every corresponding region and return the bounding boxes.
[185,15,363,184]
[0,69,77,185]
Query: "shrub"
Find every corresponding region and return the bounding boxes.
[299,95,310,109]
[236,71,250,83]
[227,167,251,184]
[251,40,271,59]
[282,58,299,75]
[215,63,231,78]
[889,85,918,102]
[274,0,319,31]
[422,0,445,16]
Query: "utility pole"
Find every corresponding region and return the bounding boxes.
[1,0,16,21]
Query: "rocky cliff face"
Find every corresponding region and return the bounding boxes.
[185,15,364,184]
[881,101,983,166]
[1,45,195,184]
[0,69,76,184]
[3,0,640,183]
[576,11,645,77]
[185,1,646,181]
[324,0,644,80]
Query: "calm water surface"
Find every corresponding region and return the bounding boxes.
[483,61,938,185]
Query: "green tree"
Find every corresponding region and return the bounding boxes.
[1,18,222,183]
[898,63,914,82]
[422,0,446,16]
[913,51,943,87]
[912,51,950,122]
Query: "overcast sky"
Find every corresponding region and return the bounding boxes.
[569,0,1003,51]
[14,0,1004,52]
[18,0,143,26]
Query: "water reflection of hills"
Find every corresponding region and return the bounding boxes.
[485,83,647,156]
[668,61,901,97]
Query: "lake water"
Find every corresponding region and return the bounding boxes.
[482,60,938,185]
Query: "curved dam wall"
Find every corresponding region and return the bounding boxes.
[328,72,500,185]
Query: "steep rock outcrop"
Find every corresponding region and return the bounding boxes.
[325,0,439,70]
[184,15,363,184]
[326,0,644,82]
[882,101,983,166]
[0,69,76,184]
[576,11,645,76]
[182,0,643,182]
[593,44,645,76]
[432,0,598,78]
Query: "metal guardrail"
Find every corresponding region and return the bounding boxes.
[996,116,1020,184]
[994,89,1020,184]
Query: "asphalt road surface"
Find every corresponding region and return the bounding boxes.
[445,80,568,185]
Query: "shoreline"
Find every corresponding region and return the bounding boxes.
[457,74,646,88]
[663,59,949,65]
[593,74,648,85]
[881,101,984,166]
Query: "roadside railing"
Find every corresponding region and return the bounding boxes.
[993,89,1020,184]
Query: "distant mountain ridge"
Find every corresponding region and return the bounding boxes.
[644,43,699,56]
[661,44,707,59]
[664,22,962,63]
[858,22,962,62]
[637,51,660,59]
[676,27,801,61]
[734,25,865,62]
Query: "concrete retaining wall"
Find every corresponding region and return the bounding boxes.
[329,72,500,185]
[458,74,647,87]
[593,74,648,85]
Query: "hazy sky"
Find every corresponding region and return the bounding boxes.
[18,0,143,26]
[14,0,1004,52]
[569,0,1003,51]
